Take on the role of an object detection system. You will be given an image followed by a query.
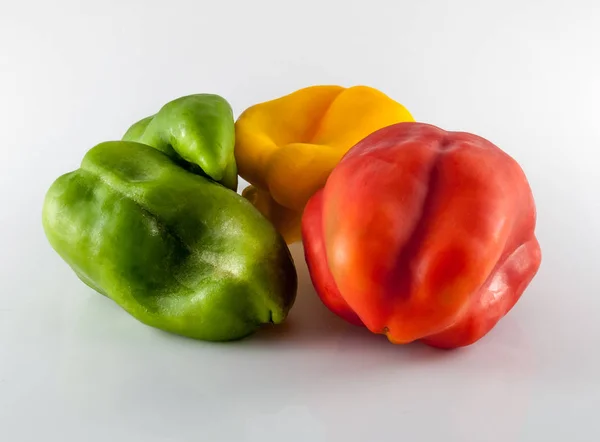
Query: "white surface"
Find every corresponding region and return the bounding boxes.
[2,1,600,441]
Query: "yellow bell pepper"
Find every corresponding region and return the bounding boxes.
[235,85,414,243]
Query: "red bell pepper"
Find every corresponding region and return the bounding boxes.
[302,122,541,348]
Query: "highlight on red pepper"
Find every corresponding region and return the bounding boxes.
[302,122,541,349]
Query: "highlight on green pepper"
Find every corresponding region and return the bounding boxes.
[42,94,297,341]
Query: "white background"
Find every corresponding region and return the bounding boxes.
[1,1,599,441]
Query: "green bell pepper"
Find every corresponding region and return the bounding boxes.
[123,94,238,190]
[42,95,297,341]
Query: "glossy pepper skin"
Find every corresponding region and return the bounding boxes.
[123,94,238,190]
[235,85,414,243]
[43,141,297,341]
[302,122,541,349]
